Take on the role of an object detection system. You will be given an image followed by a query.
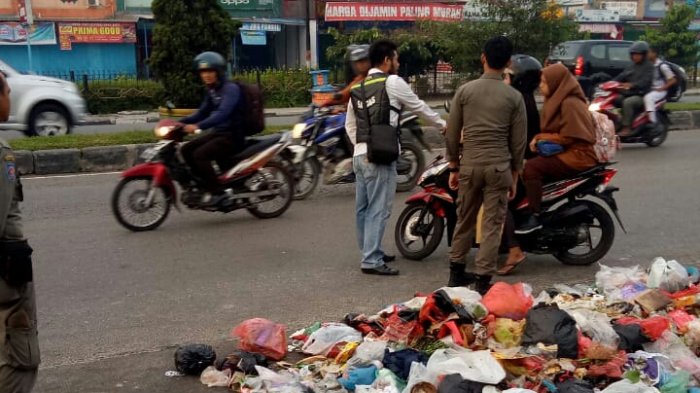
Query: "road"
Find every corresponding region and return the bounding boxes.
[16,130,700,392]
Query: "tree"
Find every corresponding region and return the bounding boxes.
[150,0,239,107]
[642,4,698,68]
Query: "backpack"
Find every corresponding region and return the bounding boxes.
[590,111,618,163]
[236,82,265,136]
[661,61,687,98]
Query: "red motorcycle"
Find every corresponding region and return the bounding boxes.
[589,81,670,147]
[111,120,295,232]
[395,155,625,265]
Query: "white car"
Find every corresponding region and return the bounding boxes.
[0,59,86,136]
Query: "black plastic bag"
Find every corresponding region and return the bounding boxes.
[174,344,217,376]
[438,374,486,393]
[613,323,649,352]
[383,348,428,381]
[522,304,578,359]
[216,350,268,375]
[556,378,594,393]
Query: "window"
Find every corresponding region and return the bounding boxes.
[590,45,606,60]
[609,45,631,62]
[550,42,582,61]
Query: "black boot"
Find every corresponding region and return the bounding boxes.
[448,263,475,287]
[473,274,493,295]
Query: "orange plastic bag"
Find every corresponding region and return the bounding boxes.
[482,282,533,320]
[231,318,287,360]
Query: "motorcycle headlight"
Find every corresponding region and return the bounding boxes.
[154,126,172,138]
[588,103,601,112]
[291,123,307,139]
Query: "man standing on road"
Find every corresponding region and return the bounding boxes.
[0,73,40,393]
[346,40,446,276]
[445,36,527,293]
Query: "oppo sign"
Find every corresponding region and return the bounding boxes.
[220,0,250,6]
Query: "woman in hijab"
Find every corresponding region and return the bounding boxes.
[516,63,598,234]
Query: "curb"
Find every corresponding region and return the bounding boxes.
[16,110,700,177]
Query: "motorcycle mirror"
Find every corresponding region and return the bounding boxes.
[444,101,451,113]
[165,101,176,110]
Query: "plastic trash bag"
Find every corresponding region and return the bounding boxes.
[232,318,288,360]
[426,348,505,385]
[373,368,406,392]
[556,378,594,393]
[437,287,488,321]
[492,318,525,348]
[339,365,378,391]
[659,371,689,393]
[596,264,646,303]
[647,258,690,293]
[568,309,619,348]
[522,305,579,359]
[383,348,428,381]
[402,362,436,393]
[200,366,231,387]
[302,323,362,356]
[644,331,700,378]
[481,282,533,320]
[348,341,388,368]
[600,379,660,393]
[216,350,268,375]
[174,344,217,376]
[437,374,486,393]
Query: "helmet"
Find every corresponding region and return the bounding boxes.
[629,41,649,55]
[194,51,226,74]
[348,44,370,62]
[510,54,542,94]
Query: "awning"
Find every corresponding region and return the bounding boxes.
[578,23,618,34]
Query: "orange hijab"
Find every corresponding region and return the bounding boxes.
[540,63,594,143]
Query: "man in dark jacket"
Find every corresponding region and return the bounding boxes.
[181,51,245,206]
[614,41,654,136]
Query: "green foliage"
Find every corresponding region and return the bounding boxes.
[232,69,312,108]
[149,0,240,108]
[83,80,164,114]
[642,4,698,68]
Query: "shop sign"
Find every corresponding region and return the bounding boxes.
[0,22,56,45]
[600,2,638,18]
[220,0,276,11]
[241,31,267,45]
[575,9,620,22]
[463,0,488,20]
[324,2,463,22]
[58,22,137,51]
[241,22,281,32]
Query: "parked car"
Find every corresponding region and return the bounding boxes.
[548,40,686,102]
[0,59,86,136]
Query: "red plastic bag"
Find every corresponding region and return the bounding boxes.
[231,318,287,360]
[482,282,533,320]
[618,316,670,341]
[669,310,696,333]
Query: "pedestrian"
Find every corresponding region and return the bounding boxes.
[644,45,676,127]
[345,40,446,276]
[0,72,40,393]
[445,36,527,293]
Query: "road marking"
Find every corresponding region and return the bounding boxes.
[23,171,121,181]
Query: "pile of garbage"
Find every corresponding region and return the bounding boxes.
[171,257,700,393]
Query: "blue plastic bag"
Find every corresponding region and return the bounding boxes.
[339,365,377,391]
[537,141,564,157]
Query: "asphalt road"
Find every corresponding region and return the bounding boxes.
[16,130,700,392]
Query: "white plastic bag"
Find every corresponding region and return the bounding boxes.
[644,331,700,379]
[647,257,690,292]
[438,287,489,319]
[200,366,231,388]
[426,348,505,384]
[600,379,660,393]
[595,264,646,302]
[348,341,388,368]
[568,309,619,348]
[302,323,362,355]
[402,362,436,393]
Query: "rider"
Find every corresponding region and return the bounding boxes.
[323,45,371,107]
[644,45,676,128]
[613,41,654,137]
[180,51,246,206]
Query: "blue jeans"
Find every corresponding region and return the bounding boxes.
[353,155,397,269]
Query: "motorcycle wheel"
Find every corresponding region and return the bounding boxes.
[111,177,171,232]
[554,201,615,266]
[396,143,425,193]
[646,122,669,148]
[395,202,445,261]
[293,157,321,201]
[247,161,294,219]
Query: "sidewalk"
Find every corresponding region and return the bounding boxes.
[81,88,700,126]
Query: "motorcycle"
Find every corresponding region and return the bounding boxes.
[589,81,670,147]
[288,105,429,200]
[395,155,625,265]
[111,119,295,231]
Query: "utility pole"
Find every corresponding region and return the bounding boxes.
[305,0,312,68]
[18,0,34,73]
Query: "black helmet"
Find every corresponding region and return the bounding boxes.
[194,51,226,75]
[348,44,370,62]
[510,54,542,94]
[630,41,649,55]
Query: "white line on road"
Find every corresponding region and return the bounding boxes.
[23,171,121,181]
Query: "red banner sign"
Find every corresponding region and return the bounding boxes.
[58,22,137,50]
[324,2,463,22]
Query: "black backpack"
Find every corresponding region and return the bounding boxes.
[235,82,265,136]
[661,61,687,98]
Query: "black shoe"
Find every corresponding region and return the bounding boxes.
[362,265,400,276]
[473,274,493,295]
[516,215,542,235]
[383,254,396,263]
[448,263,476,287]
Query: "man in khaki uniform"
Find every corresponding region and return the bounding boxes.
[445,36,527,294]
[0,72,40,393]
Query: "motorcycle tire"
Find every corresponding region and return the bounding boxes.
[554,201,615,266]
[111,177,172,232]
[293,157,321,201]
[646,120,669,148]
[247,161,295,219]
[395,202,445,261]
[396,143,425,193]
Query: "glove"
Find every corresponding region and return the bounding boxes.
[0,239,34,287]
